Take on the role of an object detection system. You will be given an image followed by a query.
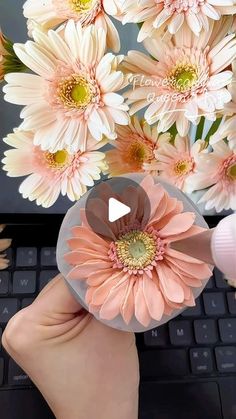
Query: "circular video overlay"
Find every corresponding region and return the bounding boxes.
[85,176,151,240]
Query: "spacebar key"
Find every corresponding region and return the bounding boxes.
[140,350,189,378]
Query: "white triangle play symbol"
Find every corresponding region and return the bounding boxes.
[108,198,131,223]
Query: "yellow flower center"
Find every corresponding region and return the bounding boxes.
[168,64,198,92]
[45,150,70,168]
[116,231,156,270]
[58,75,93,109]
[126,140,154,168]
[174,159,193,175]
[69,0,94,12]
[227,163,236,180]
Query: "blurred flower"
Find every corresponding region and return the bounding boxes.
[187,141,236,212]
[123,23,236,137]
[2,130,107,208]
[121,0,236,41]
[23,0,124,52]
[3,22,129,154]
[0,29,25,81]
[65,176,211,326]
[0,225,11,270]
[150,135,206,193]
[106,116,171,176]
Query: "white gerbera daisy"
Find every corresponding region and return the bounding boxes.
[121,0,236,41]
[23,0,124,52]
[3,21,129,154]
[123,22,236,136]
[2,129,107,208]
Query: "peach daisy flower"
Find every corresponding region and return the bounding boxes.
[187,141,236,212]
[121,0,236,41]
[3,21,129,154]
[106,116,171,176]
[23,0,123,52]
[123,23,236,136]
[2,130,107,208]
[149,135,206,192]
[65,176,212,327]
[0,225,11,270]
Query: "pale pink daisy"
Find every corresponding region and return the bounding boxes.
[2,129,107,208]
[210,116,236,150]
[121,0,236,41]
[23,0,124,52]
[148,135,206,193]
[224,59,236,116]
[106,116,170,176]
[187,141,236,212]
[123,23,236,137]
[3,22,129,154]
[65,176,212,327]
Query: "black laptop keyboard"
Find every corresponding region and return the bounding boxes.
[138,269,236,380]
[0,224,236,392]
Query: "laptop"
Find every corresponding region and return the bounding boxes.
[1,3,236,419]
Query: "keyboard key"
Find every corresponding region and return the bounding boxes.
[227,292,236,315]
[0,358,4,386]
[8,359,31,386]
[16,247,37,267]
[205,276,214,289]
[13,271,36,294]
[194,319,218,344]
[214,268,229,289]
[169,321,193,346]
[39,270,58,291]
[140,350,189,377]
[21,298,34,309]
[144,325,168,347]
[0,299,18,324]
[0,271,9,295]
[218,319,236,343]
[215,347,236,373]
[190,348,213,374]
[203,292,226,316]
[41,247,57,267]
[181,297,202,317]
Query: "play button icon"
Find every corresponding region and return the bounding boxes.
[84,175,151,239]
[108,198,131,222]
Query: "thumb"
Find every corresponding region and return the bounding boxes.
[32,274,83,317]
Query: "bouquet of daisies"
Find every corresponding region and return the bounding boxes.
[1,0,236,213]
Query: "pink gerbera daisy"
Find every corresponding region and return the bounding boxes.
[123,22,236,136]
[121,0,236,41]
[64,176,212,327]
[148,135,206,192]
[187,141,236,212]
[23,0,123,52]
[2,129,107,208]
[3,22,129,154]
[106,116,171,176]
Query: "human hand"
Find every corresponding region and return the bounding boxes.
[2,275,139,419]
